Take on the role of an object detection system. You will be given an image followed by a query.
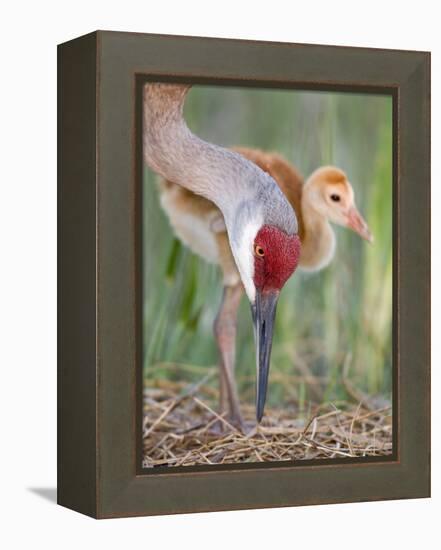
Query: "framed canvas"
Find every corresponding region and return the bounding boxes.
[58,31,430,518]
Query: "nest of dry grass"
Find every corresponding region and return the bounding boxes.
[143,374,392,468]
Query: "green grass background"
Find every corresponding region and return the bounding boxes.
[142,85,393,411]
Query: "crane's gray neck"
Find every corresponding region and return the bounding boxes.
[143,83,297,236]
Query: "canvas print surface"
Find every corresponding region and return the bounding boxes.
[141,83,393,469]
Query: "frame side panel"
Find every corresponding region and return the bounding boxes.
[57,32,98,518]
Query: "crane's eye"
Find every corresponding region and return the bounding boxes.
[330,194,341,202]
[254,244,265,257]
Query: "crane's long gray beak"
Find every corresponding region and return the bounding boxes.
[251,289,279,423]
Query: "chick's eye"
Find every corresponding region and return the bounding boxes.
[254,244,265,257]
[330,194,341,202]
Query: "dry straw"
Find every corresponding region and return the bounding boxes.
[143,374,392,468]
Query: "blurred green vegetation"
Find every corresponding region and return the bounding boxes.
[142,86,393,411]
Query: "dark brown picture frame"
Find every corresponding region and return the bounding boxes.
[58,30,430,518]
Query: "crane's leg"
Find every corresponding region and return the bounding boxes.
[214,283,244,428]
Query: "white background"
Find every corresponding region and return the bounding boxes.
[1,1,438,548]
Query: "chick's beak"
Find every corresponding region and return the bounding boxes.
[251,289,279,423]
[347,205,373,243]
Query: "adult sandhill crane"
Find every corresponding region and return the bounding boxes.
[143,84,301,424]
[157,143,372,426]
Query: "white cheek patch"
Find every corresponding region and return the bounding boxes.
[232,220,261,303]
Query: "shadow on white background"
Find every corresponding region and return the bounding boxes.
[28,488,57,505]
